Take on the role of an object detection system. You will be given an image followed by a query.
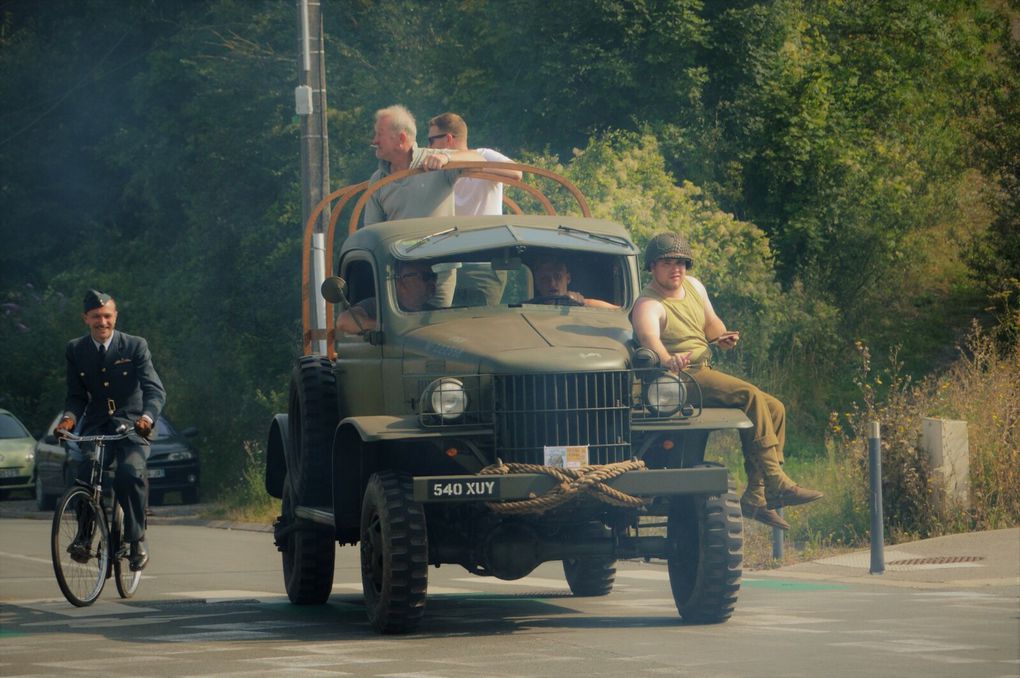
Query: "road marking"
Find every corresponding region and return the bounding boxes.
[175,590,287,603]
[330,582,477,595]
[451,576,568,589]
[12,600,156,617]
[614,570,669,581]
[0,550,51,566]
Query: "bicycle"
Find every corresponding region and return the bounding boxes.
[50,425,142,606]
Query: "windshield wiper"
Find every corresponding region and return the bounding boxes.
[406,226,458,252]
[557,224,631,248]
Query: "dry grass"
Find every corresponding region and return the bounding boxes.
[824,320,1019,543]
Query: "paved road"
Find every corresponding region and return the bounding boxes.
[1,506,1017,677]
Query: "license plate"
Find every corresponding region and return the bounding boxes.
[147,468,165,479]
[426,478,500,500]
[0,469,19,478]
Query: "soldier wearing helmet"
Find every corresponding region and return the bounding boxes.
[631,232,823,531]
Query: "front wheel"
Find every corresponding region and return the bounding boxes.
[360,471,428,633]
[52,487,109,607]
[667,472,742,623]
[111,502,141,598]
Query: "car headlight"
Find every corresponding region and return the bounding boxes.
[165,450,194,461]
[422,377,468,422]
[643,374,686,417]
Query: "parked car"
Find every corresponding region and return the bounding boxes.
[0,409,36,499]
[34,412,201,509]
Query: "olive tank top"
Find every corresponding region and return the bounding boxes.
[638,279,710,365]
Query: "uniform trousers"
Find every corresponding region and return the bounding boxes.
[77,439,147,542]
[688,365,786,465]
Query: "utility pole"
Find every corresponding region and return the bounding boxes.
[296,0,330,355]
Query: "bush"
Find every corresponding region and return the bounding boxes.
[825,321,1019,542]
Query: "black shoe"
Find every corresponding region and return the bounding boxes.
[114,542,129,560]
[129,541,148,571]
[67,539,90,564]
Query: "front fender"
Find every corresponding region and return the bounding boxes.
[265,413,289,499]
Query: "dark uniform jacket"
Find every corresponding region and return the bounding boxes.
[63,330,166,448]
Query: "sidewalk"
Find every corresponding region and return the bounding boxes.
[753,527,1020,589]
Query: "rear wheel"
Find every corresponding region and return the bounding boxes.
[667,467,742,624]
[360,471,428,633]
[111,503,141,598]
[563,557,617,596]
[280,481,335,604]
[288,356,338,505]
[51,487,109,606]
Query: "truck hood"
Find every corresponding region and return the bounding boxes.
[402,311,633,372]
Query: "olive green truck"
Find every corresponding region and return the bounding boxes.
[265,165,748,633]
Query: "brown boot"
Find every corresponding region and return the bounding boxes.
[758,445,824,510]
[741,459,791,530]
[740,495,791,530]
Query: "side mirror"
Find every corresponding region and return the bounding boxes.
[320,276,351,309]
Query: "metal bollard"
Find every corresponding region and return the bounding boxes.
[868,421,885,574]
[772,507,785,560]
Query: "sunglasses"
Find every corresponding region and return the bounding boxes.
[397,271,437,283]
[427,133,449,144]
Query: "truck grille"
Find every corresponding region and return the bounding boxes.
[493,372,632,465]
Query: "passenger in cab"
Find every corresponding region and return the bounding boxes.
[336,260,438,334]
[528,258,618,308]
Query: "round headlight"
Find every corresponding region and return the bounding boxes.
[644,375,686,416]
[423,378,468,421]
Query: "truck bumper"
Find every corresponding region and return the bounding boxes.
[413,466,728,504]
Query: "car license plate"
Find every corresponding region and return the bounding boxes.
[147,468,165,479]
[0,469,19,478]
[426,478,500,500]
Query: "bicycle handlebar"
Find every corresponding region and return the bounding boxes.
[58,425,132,444]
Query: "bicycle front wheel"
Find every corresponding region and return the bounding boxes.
[111,502,141,598]
[52,487,110,606]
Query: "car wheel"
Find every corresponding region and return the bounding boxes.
[35,471,56,511]
[667,465,742,624]
[360,471,428,633]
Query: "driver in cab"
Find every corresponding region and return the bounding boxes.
[528,258,618,308]
[336,260,438,334]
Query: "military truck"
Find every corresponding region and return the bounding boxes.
[265,164,749,633]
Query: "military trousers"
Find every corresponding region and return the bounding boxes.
[77,439,148,542]
[688,365,786,465]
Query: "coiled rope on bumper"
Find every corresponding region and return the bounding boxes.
[479,459,649,514]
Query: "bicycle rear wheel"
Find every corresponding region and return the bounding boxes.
[111,502,141,598]
[52,487,110,606]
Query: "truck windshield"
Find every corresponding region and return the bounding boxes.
[397,248,629,311]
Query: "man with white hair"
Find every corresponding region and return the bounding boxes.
[363,104,485,225]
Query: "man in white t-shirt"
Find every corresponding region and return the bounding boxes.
[427,112,522,216]
[428,112,523,304]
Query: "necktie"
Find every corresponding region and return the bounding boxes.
[98,344,106,359]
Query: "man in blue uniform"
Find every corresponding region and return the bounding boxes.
[53,290,166,570]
